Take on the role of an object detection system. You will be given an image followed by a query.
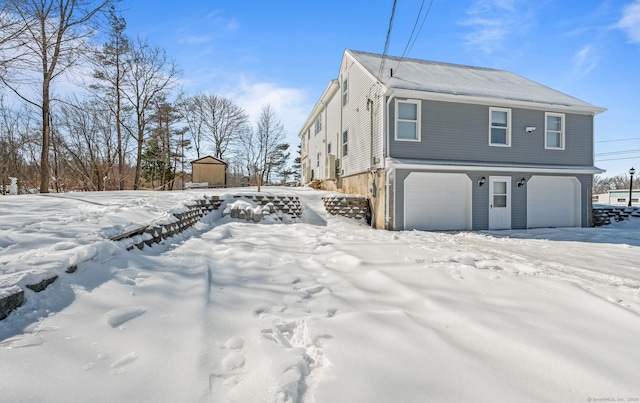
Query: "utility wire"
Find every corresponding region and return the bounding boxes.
[392,0,435,75]
[399,0,427,59]
[595,137,640,143]
[595,149,640,157]
[596,156,640,162]
[405,0,435,58]
[378,0,398,80]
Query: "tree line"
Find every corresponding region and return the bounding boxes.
[593,173,637,195]
[0,0,294,194]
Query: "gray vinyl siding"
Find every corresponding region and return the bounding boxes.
[393,169,592,230]
[388,99,594,166]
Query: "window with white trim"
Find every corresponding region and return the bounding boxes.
[342,77,348,106]
[342,130,348,156]
[545,112,565,150]
[489,107,511,146]
[395,100,421,141]
[327,142,332,154]
[317,153,320,167]
[314,115,322,135]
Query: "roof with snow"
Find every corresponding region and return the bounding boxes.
[347,50,606,114]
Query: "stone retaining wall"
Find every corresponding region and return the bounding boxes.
[593,206,640,226]
[114,195,224,250]
[1,192,307,321]
[322,195,370,222]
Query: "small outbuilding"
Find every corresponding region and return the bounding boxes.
[190,156,227,188]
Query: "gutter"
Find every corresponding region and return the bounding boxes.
[388,159,605,175]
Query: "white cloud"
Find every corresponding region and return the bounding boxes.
[573,45,598,77]
[220,77,312,147]
[617,0,640,43]
[459,0,534,54]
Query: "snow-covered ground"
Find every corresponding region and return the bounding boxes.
[1,187,639,403]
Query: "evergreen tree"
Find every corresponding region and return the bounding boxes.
[92,6,130,190]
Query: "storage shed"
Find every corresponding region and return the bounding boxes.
[190,156,227,187]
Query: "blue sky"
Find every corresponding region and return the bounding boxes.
[122,0,640,177]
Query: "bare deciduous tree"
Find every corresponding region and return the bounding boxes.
[254,104,286,191]
[1,0,115,193]
[121,36,178,190]
[176,93,205,158]
[594,174,635,195]
[0,96,37,193]
[0,1,27,73]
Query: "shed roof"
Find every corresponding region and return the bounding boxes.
[347,50,605,114]
[191,155,227,165]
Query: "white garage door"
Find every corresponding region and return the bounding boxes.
[404,172,472,231]
[527,176,581,228]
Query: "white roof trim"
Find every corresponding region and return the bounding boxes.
[387,88,606,115]
[387,158,605,175]
[298,80,339,137]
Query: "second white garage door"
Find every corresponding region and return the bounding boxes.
[404,172,472,231]
[527,176,581,228]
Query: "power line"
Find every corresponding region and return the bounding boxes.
[378,0,398,80]
[595,137,640,143]
[393,0,435,74]
[405,0,435,58]
[596,155,640,162]
[399,0,427,59]
[595,149,640,157]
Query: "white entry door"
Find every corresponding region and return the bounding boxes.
[489,176,511,230]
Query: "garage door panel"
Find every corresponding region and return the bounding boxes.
[404,173,471,231]
[527,176,580,228]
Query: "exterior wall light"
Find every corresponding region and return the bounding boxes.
[517,177,526,187]
[478,176,486,186]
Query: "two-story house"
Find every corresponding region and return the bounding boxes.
[299,50,606,231]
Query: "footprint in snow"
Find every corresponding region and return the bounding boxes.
[105,307,146,328]
[303,285,325,299]
[447,268,465,280]
[208,337,246,395]
[224,336,244,350]
[222,352,245,371]
[110,352,137,374]
[220,337,246,370]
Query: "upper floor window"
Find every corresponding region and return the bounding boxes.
[327,142,332,154]
[489,107,511,147]
[343,130,349,156]
[342,77,348,106]
[317,153,320,167]
[545,112,565,150]
[314,115,322,135]
[395,100,421,141]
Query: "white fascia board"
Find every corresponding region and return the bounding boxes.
[345,50,382,85]
[387,159,605,175]
[298,80,340,137]
[387,88,607,116]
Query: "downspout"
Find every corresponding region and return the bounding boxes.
[368,97,375,227]
[385,92,393,229]
[322,100,328,181]
[339,73,344,183]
